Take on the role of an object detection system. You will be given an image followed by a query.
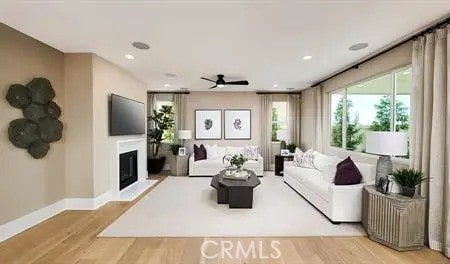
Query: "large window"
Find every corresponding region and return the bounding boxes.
[155,100,175,143]
[329,67,411,155]
[272,101,288,142]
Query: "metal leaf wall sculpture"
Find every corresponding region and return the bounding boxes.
[6,77,63,159]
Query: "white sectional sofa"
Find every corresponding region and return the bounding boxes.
[189,146,264,176]
[283,152,375,223]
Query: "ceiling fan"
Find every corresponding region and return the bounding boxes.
[201,74,249,89]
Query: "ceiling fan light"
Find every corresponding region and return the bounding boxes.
[217,84,225,88]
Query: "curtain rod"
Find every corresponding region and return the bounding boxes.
[310,15,450,88]
[256,91,301,95]
[147,91,190,94]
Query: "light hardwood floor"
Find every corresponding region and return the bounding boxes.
[0,175,448,264]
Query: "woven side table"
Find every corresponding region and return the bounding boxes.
[362,185,426,251]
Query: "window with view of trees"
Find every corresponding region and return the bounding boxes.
[155,100,175,143]
[330,67,411,156]
[272,101,287,142]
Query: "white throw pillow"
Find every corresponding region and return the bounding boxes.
[226,146,244,156]
[205,144,218,160]
[293,149,315,169]
[313,152,339,172]
[243,145,259,160]
[322,164,338,183]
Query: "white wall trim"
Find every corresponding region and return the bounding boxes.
[0,199,66,243]
[0,190,113,243]
[65,190,112,210]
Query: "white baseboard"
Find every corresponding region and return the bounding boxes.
[0,199,66,242]
[0,190,113,243]
[65,190,112,210]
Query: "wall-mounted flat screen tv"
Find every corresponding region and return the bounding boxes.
[109,94,145,136]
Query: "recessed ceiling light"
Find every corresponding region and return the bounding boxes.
[165,73,177,78]
[303,55,312,60]
[125,54,134,60]
[273,84,279,88]
[164,84,170,87]
[132,41,150,50]
[349,43,369,51]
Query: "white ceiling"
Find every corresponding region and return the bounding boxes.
[0,1,449,92]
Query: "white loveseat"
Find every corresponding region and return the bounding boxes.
[283,152,375,223]
[189,146,264,176]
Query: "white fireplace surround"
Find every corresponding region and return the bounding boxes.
[111,138,155,201]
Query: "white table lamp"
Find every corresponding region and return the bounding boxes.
[177,130,192,146]
[366,132,408,182]
[276,129,290,150]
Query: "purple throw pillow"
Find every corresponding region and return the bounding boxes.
[194,144,207,161]
[334,156,362,185]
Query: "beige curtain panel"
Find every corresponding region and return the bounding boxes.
[313,85,323,152]
[260,94,273,171]
[410,25,449,257]
[288,94,301,146]
[173,93,187,143]
[147,93,156,130]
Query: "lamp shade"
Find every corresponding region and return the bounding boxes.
[178,130,192,140]
[276,129,290,141]
[365,132,408,156]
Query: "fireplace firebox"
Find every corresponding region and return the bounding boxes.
[120,150,138,190]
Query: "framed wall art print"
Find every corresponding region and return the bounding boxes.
[224,109,251,140]
[195,109,222,139]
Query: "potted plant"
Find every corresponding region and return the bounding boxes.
[392,168,429,197]
[223,154,248,172]
[170,143,183,156]
[147,105,174,174]
[287,143,297,153]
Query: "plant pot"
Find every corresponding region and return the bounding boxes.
[148,156,166,174]
[401,186,416,197]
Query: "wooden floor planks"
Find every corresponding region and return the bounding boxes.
[0,176,448,264]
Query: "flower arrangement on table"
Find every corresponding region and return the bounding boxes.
[223,154,248,172]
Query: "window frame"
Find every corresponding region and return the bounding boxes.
[155,100,175,144]
[328,65,411,159]
[271,101,288,142]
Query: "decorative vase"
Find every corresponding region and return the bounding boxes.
[401,186,416,197]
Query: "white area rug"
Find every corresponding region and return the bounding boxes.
[99,173,365,237]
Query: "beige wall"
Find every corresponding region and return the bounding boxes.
[301,42,412,166]
[184,92,261,150]
[92,55,147,197]
[0,23,147,225]
[64,54,94,198]
[0,24,65,224]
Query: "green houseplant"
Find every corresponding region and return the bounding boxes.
[286,143,297,153]
[147,105,174,174]
[223,154,248,172]
[392,168,429,197]
[170,143,183,156]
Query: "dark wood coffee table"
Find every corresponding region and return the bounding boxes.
[210,169,261,208]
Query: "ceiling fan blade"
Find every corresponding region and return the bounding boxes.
[225,80,249,85]
[201,77,216,83]
[208,85,218,89]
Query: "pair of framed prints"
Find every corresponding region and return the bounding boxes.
[195,109,251,140]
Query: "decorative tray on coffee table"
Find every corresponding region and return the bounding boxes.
[222,169,249,180]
